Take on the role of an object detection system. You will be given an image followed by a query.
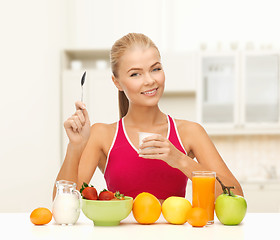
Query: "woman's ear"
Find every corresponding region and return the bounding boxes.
[112,75,123,91]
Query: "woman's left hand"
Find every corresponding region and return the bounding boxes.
[138,134,185,169]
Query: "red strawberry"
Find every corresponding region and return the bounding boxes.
[98,189,114,200]
[80,182,98,200]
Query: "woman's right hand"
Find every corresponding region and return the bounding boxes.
[64,101,91,145]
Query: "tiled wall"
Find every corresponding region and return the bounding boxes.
[210,135,280,181]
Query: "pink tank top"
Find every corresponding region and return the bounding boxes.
[104,115,188,199]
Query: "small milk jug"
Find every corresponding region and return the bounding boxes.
[52,180,81,225]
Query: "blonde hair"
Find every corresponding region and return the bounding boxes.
[110,33,160,119]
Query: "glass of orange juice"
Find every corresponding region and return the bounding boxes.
[192,171,216,224]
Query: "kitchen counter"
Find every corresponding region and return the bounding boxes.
[1,212,278,239]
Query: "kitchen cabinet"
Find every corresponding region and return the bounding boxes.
[241,52,279,126]
[241,181,280,213]
[198,51,280,135]
[197,53,238,126]
[72,0,163,49]
[162,52,197,93]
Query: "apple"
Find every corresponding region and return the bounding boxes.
[215,177,247,225]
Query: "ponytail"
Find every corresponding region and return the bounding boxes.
[118,91,129,119]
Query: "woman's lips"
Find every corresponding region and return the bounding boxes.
[141,88,158,96]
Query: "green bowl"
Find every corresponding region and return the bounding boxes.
[81,196,133,226]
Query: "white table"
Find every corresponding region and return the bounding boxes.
[1,212,278,239]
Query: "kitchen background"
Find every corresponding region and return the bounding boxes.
[1,0,280,213]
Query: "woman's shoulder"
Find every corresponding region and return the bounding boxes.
[174,118,207,137]
[90,121,118,135]
[89,121,119,149]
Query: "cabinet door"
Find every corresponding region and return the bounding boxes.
[243,54,279,124]
[88,70,119,124]
[242,182,280,212]
[162,52,196,92]
[198,54,238,125]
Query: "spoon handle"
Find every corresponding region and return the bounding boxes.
[80,71,86,102]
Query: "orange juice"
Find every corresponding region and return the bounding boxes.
[192,171,216,224]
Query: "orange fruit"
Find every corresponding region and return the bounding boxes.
[187,207,208,227]
[30,207,52,225]
[162,196,192,224]
[132,192,161,224]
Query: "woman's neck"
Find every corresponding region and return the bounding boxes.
[124,104,166,129]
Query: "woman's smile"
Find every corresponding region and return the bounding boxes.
[141,87,159,96]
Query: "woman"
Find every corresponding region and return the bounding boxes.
[53,33,243,201]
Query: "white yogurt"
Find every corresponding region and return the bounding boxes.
[138,132,158,149]
[52,193,80,225]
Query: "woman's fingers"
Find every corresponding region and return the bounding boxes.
[75,110,85,126]
[82,108,90,124]
[64,113,83,133]
[140,140,166,149]
[64,118,79,133]
[75,101,90,124]
[72,115,83,132]
[139,146,167,155]
[75,101,86,110]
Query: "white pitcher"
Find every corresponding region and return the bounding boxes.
[52,180,81,225]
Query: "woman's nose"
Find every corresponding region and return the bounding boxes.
[143,73,155,85]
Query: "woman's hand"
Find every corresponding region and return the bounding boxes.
[64,101,91,145]
[138,134,185,169]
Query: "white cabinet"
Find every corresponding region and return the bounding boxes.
[72,0,163,49]
[241,53,280,126]
[162,52,197,93]
[197,53,239,125]
[87,69,118,124]
[242,181,280,213]
[198,51,280,135]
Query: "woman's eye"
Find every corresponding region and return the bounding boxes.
[130,73,139,77]
[152,67,161,72]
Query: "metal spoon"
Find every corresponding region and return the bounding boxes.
[81,71,86,102]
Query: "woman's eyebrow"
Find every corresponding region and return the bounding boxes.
[127,67,142,73]
[127,62,161,73]
[150,62,161,68]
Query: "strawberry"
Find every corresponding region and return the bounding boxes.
[114,191,125,200]
[98,189,115,200]
[80,182,98,200]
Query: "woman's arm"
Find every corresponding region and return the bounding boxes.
[52,142,86,200]
[52,101,90,200]
[178,121,243,197]
[52,123,106,200]
[77,123,108,191]
[139,120,243,198]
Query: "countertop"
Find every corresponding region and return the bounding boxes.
[1,212,278,240]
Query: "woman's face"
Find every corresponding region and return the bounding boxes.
[113,46,165,107]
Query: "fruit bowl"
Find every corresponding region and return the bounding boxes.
[81,196,133,226]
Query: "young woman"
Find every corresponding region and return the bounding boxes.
[53,33,243,201]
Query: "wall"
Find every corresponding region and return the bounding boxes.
[211,135,280,181]
[0,0,68,212]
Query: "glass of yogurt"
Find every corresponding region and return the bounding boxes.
[52,180,81,225]
[138,132,158,149]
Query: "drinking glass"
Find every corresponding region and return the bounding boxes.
[192,171,216,224]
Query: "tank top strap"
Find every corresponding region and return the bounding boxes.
[167,115,187,155]
[114,117,128,148]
